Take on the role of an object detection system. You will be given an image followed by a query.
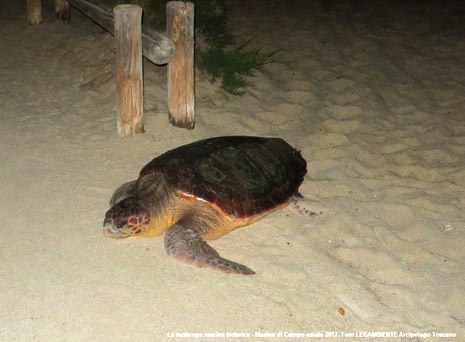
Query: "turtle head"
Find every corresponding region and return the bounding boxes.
[103,197,151,238]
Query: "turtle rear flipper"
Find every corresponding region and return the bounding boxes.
[289,194,324,218]
[164,225,255,275]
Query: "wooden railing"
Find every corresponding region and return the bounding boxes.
[26,0,195,136]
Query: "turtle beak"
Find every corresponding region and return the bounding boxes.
[103,224,119,236]
[103,224,131,238]
[103,215,131,238]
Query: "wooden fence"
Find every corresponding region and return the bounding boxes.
[26,0,195,136]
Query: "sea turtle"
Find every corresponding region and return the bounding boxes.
[103,136,307,275]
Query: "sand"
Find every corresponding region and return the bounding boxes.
[1,0,464,340]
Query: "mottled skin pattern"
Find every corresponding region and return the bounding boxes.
[104,136,307,275]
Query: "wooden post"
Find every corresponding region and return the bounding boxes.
[26,0,42,24]
[55,0,71,22]
[113,5,144,137]
[166,1,195,129]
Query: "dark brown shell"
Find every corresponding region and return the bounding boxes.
[139,136,307,219]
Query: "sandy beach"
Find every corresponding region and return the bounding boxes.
[1,0,464,340]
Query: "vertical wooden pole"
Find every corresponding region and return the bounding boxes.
[54,0,71,23]
[113,5,144,137]
[26,0,42,24]
[166,1,195,129]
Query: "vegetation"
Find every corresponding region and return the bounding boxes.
[115,0,279,95]
[198,43,278,95]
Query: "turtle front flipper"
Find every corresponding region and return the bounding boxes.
[164,225,255,275]
[110,180,137,206]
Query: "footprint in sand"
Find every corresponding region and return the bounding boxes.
[328,92,361,105]
[325,104,362,119]
[256,103,304,126]
[417,148,458,165]
[285,90,317,104]
[284,79,314,92]
[314,133,351,149]
[328,77,357,93]
[255,111,291,126]
[319,119,361,134]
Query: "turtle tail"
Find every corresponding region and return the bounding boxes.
[164,224,255,275]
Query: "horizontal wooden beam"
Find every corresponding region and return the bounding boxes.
[67,0,175,65]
